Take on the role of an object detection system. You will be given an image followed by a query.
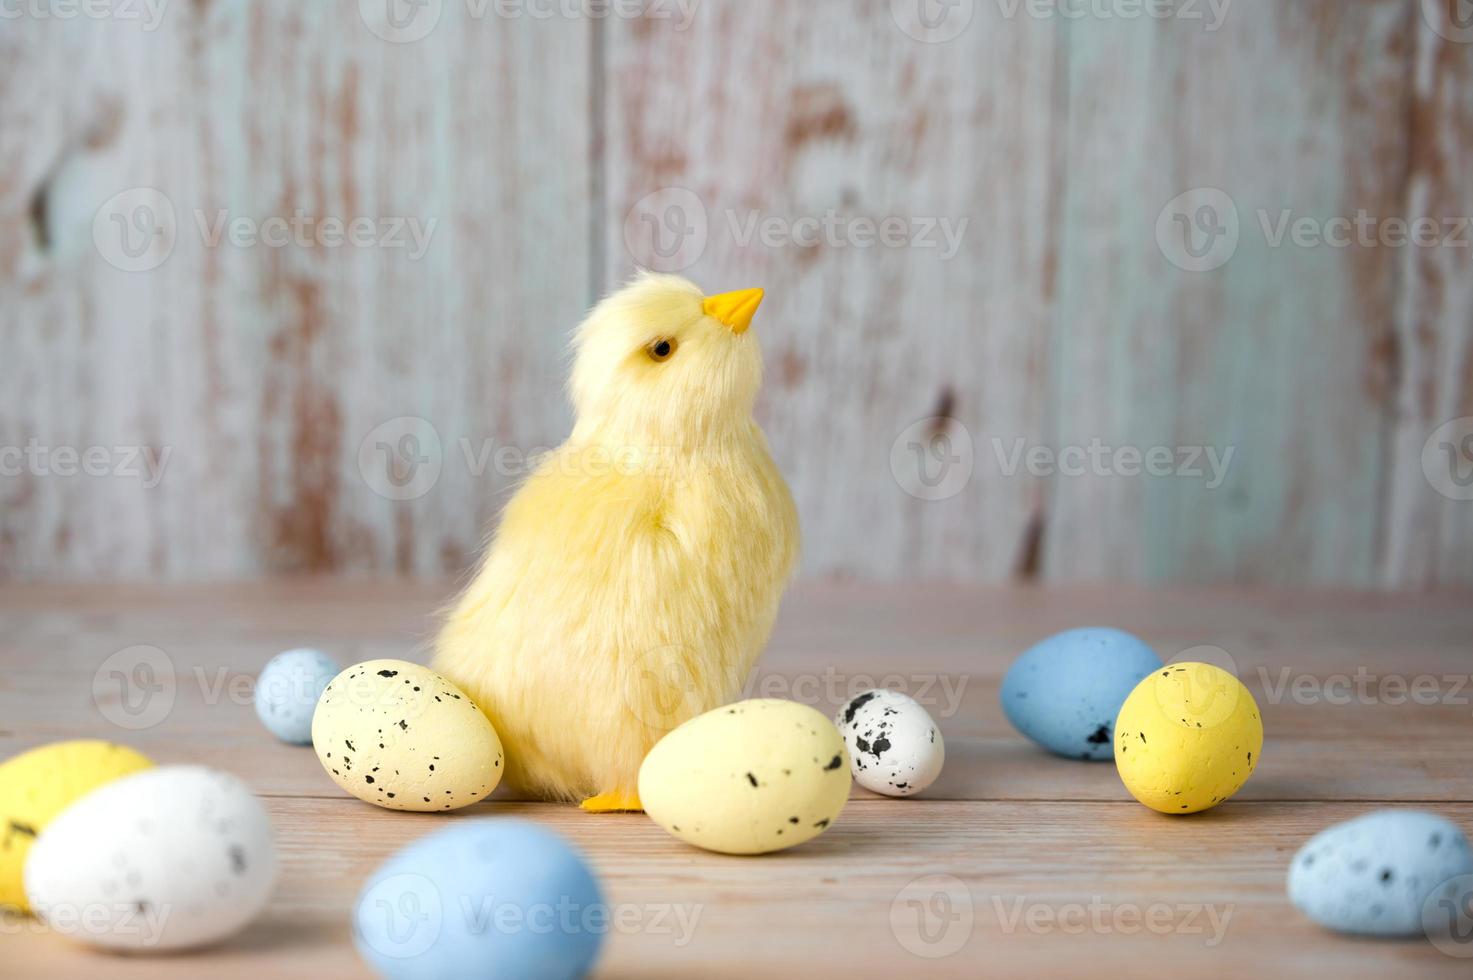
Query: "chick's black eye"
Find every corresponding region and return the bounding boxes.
[647,338,676,362]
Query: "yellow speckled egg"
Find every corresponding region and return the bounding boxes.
[1114,662,1263,814]
[312,660,503,812]
[0,740,153,911]
[638,699,851,854]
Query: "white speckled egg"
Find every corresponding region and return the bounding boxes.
[639,699,851,855]
[1288,810,1473,936]
[23,766,276,951]
[254,648,340,744]
[312,659,504,812]
[833,689,944,797]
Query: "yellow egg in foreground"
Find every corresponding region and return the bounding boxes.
[0,740,153,911]
[312,659,504,812]
[1113,662,1262,814]
[639,699,851,855]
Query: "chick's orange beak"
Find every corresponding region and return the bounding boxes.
[702,288,764,335]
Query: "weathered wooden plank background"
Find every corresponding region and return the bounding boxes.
[1,0,1470,586]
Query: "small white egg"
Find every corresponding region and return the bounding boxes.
[834,689,944,797]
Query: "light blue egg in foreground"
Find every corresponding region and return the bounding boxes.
[254,648,339,744]
[354,820,604,980]
[1288,810,1473,937]
[1000,628,1161,760]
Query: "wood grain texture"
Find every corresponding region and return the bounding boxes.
[0,2,590,578]
[1383,0,1473,587]
[3,582,1473,977]
[1,1,1471,586]
[1048,0,1412,585]
[603,2,1062,580]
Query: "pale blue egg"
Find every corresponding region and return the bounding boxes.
[1000,628,1161,760]
[1289,810,1473,936]
[354,820,603,980]
[254,648,339,744]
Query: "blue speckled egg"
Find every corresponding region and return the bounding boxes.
[1288,810,1473,936]
[354,820,604,980]
[254,648,339,744]
[1000,628,1162,760]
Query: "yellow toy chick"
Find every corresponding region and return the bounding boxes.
[434,272,799,811]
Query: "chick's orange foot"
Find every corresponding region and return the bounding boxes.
[579,791,643,813]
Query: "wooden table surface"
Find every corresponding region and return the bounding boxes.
[3,581,1471,978]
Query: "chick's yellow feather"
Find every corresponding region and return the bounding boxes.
[433,273,799,806]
